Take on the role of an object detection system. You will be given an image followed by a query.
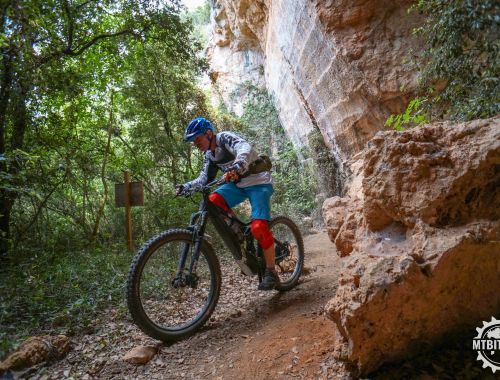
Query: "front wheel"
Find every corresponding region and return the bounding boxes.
[268,216,304,291]
[126,229,221,342]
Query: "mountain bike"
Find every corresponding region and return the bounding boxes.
[126,176,304,342]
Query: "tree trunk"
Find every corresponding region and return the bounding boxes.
[0,83,28,254]
[91,92,114,240]
[0,54,12,156]
[0,197,14,254]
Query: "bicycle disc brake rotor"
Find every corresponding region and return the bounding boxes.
[275,241,290,263]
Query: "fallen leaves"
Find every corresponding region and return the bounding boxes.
[16,234,344,379]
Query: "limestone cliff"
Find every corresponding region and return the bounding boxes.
[208,0,422,168]
[322,117,500,376]
[208,2,500,376]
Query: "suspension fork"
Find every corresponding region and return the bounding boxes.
[173,203,208,286]
[175,242,191,278]
[254,239,267,283]
[188,210,209,275]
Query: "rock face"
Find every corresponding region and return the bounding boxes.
[322,117,500,376]
[208,0,422,163]
[208,0,267,116]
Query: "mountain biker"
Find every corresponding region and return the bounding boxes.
[176,117,279,290]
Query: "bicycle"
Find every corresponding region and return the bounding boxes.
[126,176,304,342]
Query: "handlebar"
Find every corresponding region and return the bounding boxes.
[175,176,226,198]
[204,176,226,189]
[176,163,243,197]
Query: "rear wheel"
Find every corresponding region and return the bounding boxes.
[268,216,304,291]
[127,229,221,341]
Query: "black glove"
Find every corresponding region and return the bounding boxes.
[175,184,190,196]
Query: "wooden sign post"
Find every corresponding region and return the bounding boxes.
[124,171,133,250]
[115,171,144,250]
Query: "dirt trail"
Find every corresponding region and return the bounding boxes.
[214,232,344,380]
[32,232,345,380]
[14,231,491,380]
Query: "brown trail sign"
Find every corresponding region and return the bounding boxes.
[115,171,144,250]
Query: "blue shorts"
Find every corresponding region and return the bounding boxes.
[214,183,274,221]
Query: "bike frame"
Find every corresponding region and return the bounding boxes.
[174,178,264,286]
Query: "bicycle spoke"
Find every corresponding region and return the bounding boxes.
[137,238,215,331]
[268,217,304,290]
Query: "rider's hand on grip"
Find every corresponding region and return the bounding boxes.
[224,170,239,183]
[175,184,190,197]
[223,161,244,183]
[230,161,244,174]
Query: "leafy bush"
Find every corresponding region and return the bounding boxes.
[385,97,429,131]
[387,0,499,130]
[0,247,133,359]
[235,83,318,223]
[271,141,317,219]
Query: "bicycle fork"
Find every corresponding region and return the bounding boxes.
[171,211,208,289]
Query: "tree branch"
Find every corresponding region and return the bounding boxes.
[91,91,114,240]
[39,28,143,65]
[14,172,69,243]
[70,29,140,56]
[75,0,97,10]
[63,0,74,53]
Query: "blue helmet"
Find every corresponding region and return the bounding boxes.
[184,117,214,142]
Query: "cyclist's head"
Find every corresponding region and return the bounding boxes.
[184,117,214,143]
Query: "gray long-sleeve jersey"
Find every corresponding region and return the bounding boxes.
[184,131,272,190]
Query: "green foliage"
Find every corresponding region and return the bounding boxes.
[385,97,429,131]
[388,0,499,130]
[237,82,284,154]
[2,0,207,249]
[187,0,212,46]
[0,246,133,359]
[414,0,499,120]
[234,83,317,222]
[0,0,210,357]
[271,142,317,219]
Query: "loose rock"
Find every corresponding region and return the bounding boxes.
[122,346,158,365]
[0,335,70,372]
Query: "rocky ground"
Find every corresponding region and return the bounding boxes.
[3,232,497,379]
[7,232,342,380]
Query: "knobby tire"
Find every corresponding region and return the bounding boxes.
[126,229,221,342]
[268,216,305,291]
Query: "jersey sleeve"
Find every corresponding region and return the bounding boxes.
[184,152,218,190]
[218,131,258,173]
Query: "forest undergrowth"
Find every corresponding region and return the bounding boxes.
[0,1,320,359]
